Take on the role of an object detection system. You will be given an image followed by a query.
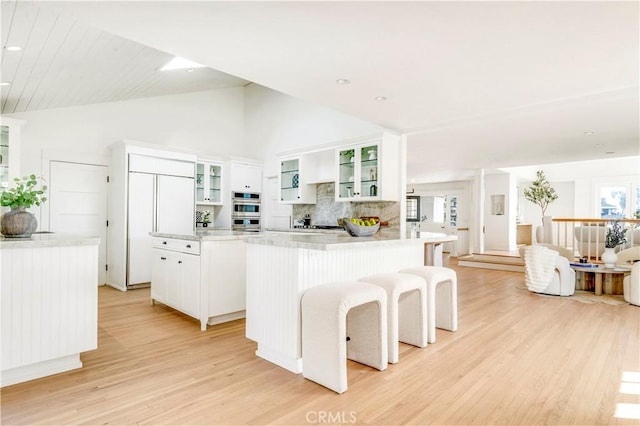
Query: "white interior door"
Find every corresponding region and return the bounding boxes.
[265,176,292,229]
[49,161,108,284]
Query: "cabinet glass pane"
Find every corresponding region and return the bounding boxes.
[196,163,205,202]
[338,149,355,198]
[280,159,300,201]
[1,126,9,188]
[209,164,221,203]
[360,144,378,198]
[449,196,458,226]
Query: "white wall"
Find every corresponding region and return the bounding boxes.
[6,88,245,177]
[506,157,639,219]
[244,84,382,178]
[518,181,575,227]
[484,173,513,251]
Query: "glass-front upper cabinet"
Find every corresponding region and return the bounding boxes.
[280,158,300,202]
[279,156,316,204]
[0,118,23,190]
[336,142,379,201]
[1,126,9,188]
[196,161,222,205]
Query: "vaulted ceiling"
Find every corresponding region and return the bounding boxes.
[0,1,249,114]
[2,1,638,182]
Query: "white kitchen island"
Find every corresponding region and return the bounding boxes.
[245,231,456,374]
[149,229,258,330]
[0,233,99,386]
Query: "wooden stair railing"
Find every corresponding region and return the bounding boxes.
[543,218,640,262]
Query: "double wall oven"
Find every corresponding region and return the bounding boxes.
[231,191,261,232]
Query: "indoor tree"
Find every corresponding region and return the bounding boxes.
[524,170,558,223]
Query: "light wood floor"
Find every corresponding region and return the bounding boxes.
[2,261,639,425]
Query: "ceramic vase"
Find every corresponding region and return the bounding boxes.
[1,207,38,238]
[601,247,617,269]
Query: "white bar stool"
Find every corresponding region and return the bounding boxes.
[399,266,457,343]
[359,272,428,364]
[301,281,388,394]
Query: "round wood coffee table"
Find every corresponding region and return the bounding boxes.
[570,264,632,295]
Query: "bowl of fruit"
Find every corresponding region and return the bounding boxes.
[342,217,380,237]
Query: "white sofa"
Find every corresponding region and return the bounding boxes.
[573,224,640,259]
[574,224,606,259]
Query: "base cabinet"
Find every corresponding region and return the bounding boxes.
[151,236,247,330]
[151,249,200,318]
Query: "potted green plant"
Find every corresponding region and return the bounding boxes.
[342,149,355,163]
[202,211,211,227]
[0,174,48,238]
[523,170,558,243]
[602,220,628,268]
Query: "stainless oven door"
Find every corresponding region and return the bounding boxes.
[232,218,261,232]
[233,201,261,217]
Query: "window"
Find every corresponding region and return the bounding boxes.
[599,185,627,219]
[406,196,420,222]
[595,180,639,219]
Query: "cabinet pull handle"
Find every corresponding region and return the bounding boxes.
[178,260,182,264]
[186,244,191,248]
[160,257,166,260]
[162,241,167,245]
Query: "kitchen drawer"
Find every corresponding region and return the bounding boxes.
[153,238,200,255]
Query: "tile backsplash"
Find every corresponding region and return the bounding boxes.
[292,182,400,232]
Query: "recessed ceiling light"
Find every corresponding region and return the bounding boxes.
[5,46,21,51]
[0,81,11,86]
[160,56,205,71]
[336,78,350,85]
[584,131,594,135]
[375,96,387,101]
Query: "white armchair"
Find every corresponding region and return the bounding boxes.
[617,246,640,306]
[623,263,639,306]
[520,244,576,296]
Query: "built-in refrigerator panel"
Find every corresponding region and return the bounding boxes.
[128,172,155,286]
[156,174,195,235]
[127,171,194,287]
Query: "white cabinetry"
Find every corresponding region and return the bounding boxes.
[150,236,247,330]
[107,142,197,291]
[230,161,262,192]
[279,156,316,204]
[203,239,247,320]
[1,237,99,386]
[335,132,400,202]
[0,117,24,190]
[196,161,223,205]
[151,238,201,319]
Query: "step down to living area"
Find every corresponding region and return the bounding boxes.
[458,252,524,272]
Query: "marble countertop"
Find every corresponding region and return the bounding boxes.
[264,227,346,235]
[151,229,260,242]
[406,231,458,242]
[150,229,457,248]
[245,230,455,251]
[0,232,100,249]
